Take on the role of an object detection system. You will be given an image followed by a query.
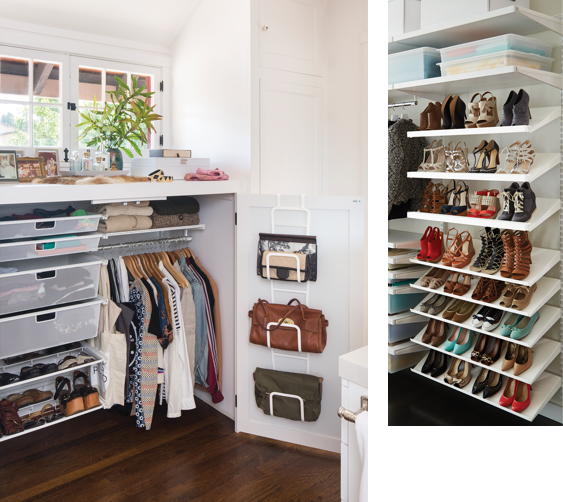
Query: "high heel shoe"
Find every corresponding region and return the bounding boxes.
[480,337,504,366]
[511,140,535,174]
[73,371,100,410]
[450,182,470,216]
[444,141,469,173]
[420,267,440,287]
[418,140,441,171]
[470,227,494,272]
[478,190,500,219]
[449,95,467,129]
[452,274,472,296]
[430,351,449,377]
[444,272,461,294]
[422,350,438,373]
[482,228,503,275]
[511,89,531,126]
[500,90,518,127]
[417,226,433,261]
[419,103,432,131]
[482,371,503,399]
[513,346,532,376]
[512,381,532,412]
[499,378,518,407]
[501,342,518,371]
[421,319,442,344]
[441,228,460,267]
[468,140,488,174]
[472,368,489,394]
[452,360,471,388]
[425,227,444,263]
[476,91,499,128]
[441,95,453,130]
[467,190,489,218]
[482,140,500,174]
[451,231,475,269]
[444,326,461,352]
[471,333,489,362]
[453,328,472,355]
[440,181,458,215]
[429,269,451,290]
[444,357,463,384]
[55,377,84,417]
[464,93,482,128]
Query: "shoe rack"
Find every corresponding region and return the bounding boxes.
[388,8,563,422]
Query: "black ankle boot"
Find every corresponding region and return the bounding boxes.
[512,182,537,222]
[500,90,517,127]
[498,183,520,221]
[512,89,531,126]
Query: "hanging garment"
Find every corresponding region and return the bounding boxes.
[115,301,137,399]
[388,118,429,215]
[150,277,173,349]
[160,263,196,417]
[106,260,120,303]
[140,333,158,430]
[128,283,147,428]
[117,257,130,302]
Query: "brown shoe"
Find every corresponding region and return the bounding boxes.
[419,103,431,131]
[512,231,533,281]
[452,301,477,323]
[428,101,443,130]
[513,346,533,376]
[501,342,518,371]
[499,230,515,278]
[442,298,464,320]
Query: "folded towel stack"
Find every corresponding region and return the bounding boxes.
[98,215,153,233]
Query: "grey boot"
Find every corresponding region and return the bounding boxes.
[500,90,517,127]
[498,183,520,221]
[511,89,531,126]
[512,182,537,223]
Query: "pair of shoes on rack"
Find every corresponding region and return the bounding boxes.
[500,311,540,340]
[498,283,537,311]
[442,300,476,323]
[472,277,506,303]
[471,227,504,275]
[421,319,447,347]
[444,272,473,296]
[440,181,471,216]
[469,140,500,174]
[501,342,533,375]
[442,228,475,268]
[21,403,63,430]
[20,363,58,381]
[444,358,471,388]
[465,92,499,128]
[472,368,503,398]
[420,182,449,213]
[500,230,532,280]
[471,334,505,366]
[54,371,100,417]
[500,89,531,127]
[498,183,537,223]
[468,189,500,219]
[500,378,532,412]
[442,95,466,129]
[6,388,53,409]
[417,226,444,263]
[444,327,472,355]
[58,353,96,370]
[422,350,449,377]
[418,140,446,172]
[418,294,449,315]
[472,306,503,331]
[0,399,25,436]
[498,140,535,174]
[420,268,450,290]
[444,141,469,173]
[419,102,443,131]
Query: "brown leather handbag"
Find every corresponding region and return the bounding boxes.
[248,299,328,353]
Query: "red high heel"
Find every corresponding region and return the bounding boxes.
[426,227,444,263]
[512,382,532,413]
[467,190,488,218]
[417,226,433,261]
[478,189,500,219]
[499,378,518,407]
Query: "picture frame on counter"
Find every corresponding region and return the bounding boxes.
[35,149,60,177]
[17,156,45,182]
[0,151,19,183]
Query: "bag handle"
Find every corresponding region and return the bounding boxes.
[256,298,306,332]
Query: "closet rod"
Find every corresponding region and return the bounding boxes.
[97,236,192,251]
[388,100,418,108]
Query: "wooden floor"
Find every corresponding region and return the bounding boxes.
[0,398,341,502]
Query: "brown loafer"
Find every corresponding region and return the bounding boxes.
[452,301,477,323]
[442,299,464,320]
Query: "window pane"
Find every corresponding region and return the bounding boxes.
[0,56,29,101]
[33,62,60,103]
[79,67,102,106]
[0,103,29,146]
[132,74,153,150]
[105,70,127,103]
[33,106,60,147]
[78,108,97,148]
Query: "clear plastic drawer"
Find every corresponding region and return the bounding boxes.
[388,47,441,84]
[0,233,101,262]
[0,213,102,240]
[0,298,102,360]
[0,254,102,316]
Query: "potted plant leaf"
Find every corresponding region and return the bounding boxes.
[77,75,162,170]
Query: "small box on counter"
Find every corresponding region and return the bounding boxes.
[149,149,192,158]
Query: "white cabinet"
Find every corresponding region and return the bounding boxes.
[259,80,323,195]
[259,0,325,76]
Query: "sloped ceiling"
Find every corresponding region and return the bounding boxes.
[0,0,200,47]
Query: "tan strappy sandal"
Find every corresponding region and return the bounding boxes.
[511,283,537,310]
[418,140,441,172]
[512,231,533,281]
[511,140,535,174]
[476,91,499,128]
[429,269,451,290]
[445,141,469,173]
[464,93,482,128]
[452,231,475,269]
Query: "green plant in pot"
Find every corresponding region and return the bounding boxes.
[77,76,162,170]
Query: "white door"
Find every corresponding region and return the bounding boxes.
[259,0,325,76]
[235,194,364,453]
[259,79,323,195]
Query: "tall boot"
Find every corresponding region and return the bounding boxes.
[499,230,515,278]
[470,227,493,272]
[511,231,532,281]
[482,228,504,275]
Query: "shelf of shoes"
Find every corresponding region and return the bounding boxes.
[410,275,560,317]
[407,153,561,183]
[388,230,422,249]
[396,67,562,103]
[406,105,561,138]
[388,6,562,54]
[410,353,561,422]
[410,244,561,287]
[410,324,561,385]
[410,294,561,348]
[407,197,561,232]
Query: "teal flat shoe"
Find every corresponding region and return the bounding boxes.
[444,327,462,352]
[499,312,523,337]
[453,328,472,355]
[510,312,540,340]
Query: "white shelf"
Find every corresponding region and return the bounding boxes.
[100,224,205,239]
[407,197,561,232]
[411,355,561,422]
[410,301,561,349]
[389,6,563,54]
[410,275,560,317]
[407,153,561,183]
[388,230,421,249]
[409,245,561,287]
[388,339,428,356]
[388,265,428,280]
[388,251,418,265]
[410,325,560,385]
[407,106,561,138]
[0,404,103,443]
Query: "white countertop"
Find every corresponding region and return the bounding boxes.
[339,345,368,388]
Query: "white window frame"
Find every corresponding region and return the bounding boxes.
[0,46,70,156]
[69,56,162,164]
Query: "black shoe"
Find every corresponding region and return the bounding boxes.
[511,89,531,126]
[483,371,503,399]
[430,352,449,377]
[472,306,490,328]
[483,308,503,331]
[500,90,517,126]
[441,95,454,129]
[0,372,20,387]
[511,182,536,223]
[472,368,490,394]
[451,95,467,129]
[19,366,42,381]
[498,183,520,220]
[422,350,437,374]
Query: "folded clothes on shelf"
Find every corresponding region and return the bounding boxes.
[98,215,153,233]
[151,213,200,228]
[150,196,200,215]
[95,204,154,217]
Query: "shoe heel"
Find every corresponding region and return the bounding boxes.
[63,396,85,417]
[83,392,100,410]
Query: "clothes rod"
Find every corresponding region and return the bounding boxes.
[97,236,192,252]
[388,100,418,108]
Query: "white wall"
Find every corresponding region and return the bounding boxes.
[170,0,251,183]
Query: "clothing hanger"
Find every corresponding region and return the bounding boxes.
[400,105,409,120]
[156,251,189,288]
[123,256,139,280]
[390,105,400,122]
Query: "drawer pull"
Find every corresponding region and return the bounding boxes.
[35,221,56,230]
[36,312,56,323]
[37,270,57,280]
